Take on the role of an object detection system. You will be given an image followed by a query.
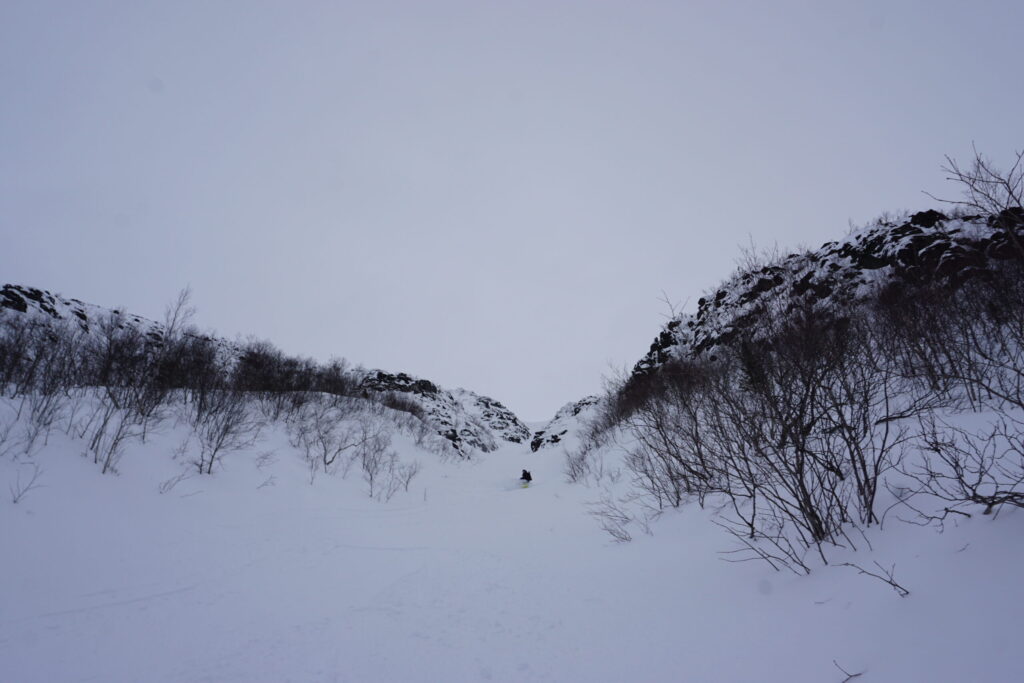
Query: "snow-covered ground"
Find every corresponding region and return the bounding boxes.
[2,411,1021,682]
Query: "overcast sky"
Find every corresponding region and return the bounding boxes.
[2,1,1021,421]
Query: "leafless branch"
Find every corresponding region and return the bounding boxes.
[839,560,910,598]
[833,659,865,682]
[9,462,44,503]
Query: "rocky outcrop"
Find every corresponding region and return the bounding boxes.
[632,209,1024,376]
[357,371,530,456]
[361,371,441,397]
[453,389,532,445]
[1,284,141,332]
[531,396,601,452]
[0,284,232,360]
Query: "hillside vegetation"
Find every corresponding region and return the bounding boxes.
[551,206,1024,573]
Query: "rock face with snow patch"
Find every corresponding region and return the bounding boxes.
[531,396,601,451]
[359,371,530,455]
[1,284,159,336]
[1,284,234,360]
[633,209,1024,376]
[452,389,532,445]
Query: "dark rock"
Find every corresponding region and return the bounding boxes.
[989,207,1024,231]
[1,287,27,313]
[624,210,1021,386]
[909,209,948,228]
[530,432,545,452]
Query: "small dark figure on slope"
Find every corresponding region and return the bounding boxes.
[521,469,532,483]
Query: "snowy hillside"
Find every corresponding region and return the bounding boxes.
[535,207,1024,450]
[3,394,1021,682]
[530,395,601,451]
[634,208,1023,374]
[4,206,1024,681]
[2,283,165,338]
[0,284,526,458]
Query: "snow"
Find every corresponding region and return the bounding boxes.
[530,396,601,451]
[3,402,1022,683]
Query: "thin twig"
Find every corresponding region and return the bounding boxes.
[833,659,865,682]
[839,561,910,597]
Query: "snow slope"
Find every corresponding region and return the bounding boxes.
[0,284,527,458]
[3,408,1021,683]
[530,395,601,452]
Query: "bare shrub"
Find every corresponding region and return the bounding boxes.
[927,145,1023,244]
[377,391,426,421]
[564,445,593,483]
[621,359,723,508]
[345,420,420,501]
[0,288,371,478]
[812,312,916,526]
[9,461,44,503]
[358,429,394,499]
[83,390,145,475]
[288,398,366,476]
[18,392,66,456]
[0,401,16,459]
[0,314,37,395]
[615,302,920,572]
[878,265,1024,415]
[899,414,1024,519]
[232,341,360,421]
[394,459,420,493]
[284,398,422,497]
[80,313,159,473]
[190,389,261,475]
[589,494,634,543]
[0,317,85,455]
[375,455,421,502]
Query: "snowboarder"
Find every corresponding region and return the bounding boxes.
[520,469,532,483]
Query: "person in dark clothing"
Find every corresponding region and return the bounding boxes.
[520,469,532,483]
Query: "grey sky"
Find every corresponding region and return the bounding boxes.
[2,1,1021,420]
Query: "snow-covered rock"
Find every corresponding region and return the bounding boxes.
[531,395,601,451]
[357,371,529,455]
[0,283,233,357]
[1,283,161,337]
[452,388,532,445]
[632,208,1024,375]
